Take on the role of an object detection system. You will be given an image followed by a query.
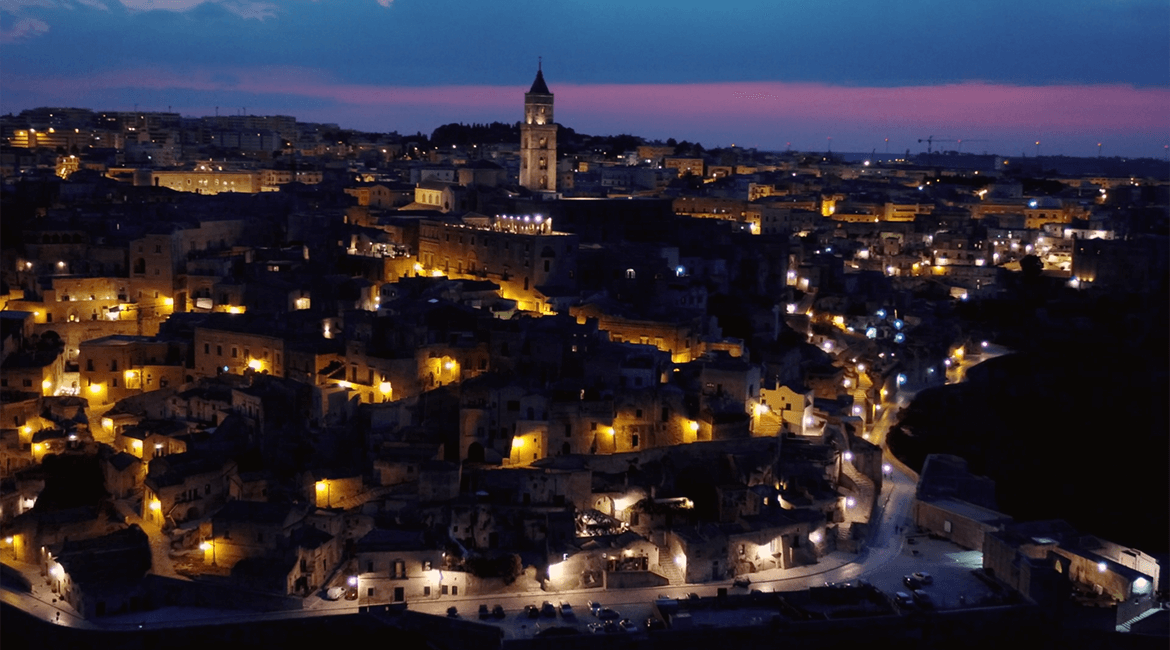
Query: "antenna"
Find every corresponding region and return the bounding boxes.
[538,56,542,71]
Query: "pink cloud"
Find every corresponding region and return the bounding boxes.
[0,17,50,42]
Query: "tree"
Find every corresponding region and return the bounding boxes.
[1020,254,1042,281]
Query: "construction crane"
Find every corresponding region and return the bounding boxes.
[918,136,954,154]
[955,138,989,153]
[919,136,990,154]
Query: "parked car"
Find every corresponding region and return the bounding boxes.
[911,571,933,585]
[492,604,506,619]
[597,607,621,621]
[619,618,640,633]
[559,602,574,617]
[894,592,915,608]
[733,576,751,588]
[603,621,623,634]
[646,617,667,631]
[478,604,490,619]
[903,575,923,590]
[586,623,605,634]
[912,590,934,609]
[588,600,603,617]
[446,606,459,618]
[541,601,557,618]
[524,604,540,619]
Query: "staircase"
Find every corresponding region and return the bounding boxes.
[653,552,685,586]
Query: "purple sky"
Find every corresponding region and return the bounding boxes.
[2,0,1168,157]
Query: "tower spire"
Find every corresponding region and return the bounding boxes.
[538,56,542,72]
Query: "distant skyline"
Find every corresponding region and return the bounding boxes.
[2,0,1168,157]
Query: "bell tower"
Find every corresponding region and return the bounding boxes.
[520,60,557,193]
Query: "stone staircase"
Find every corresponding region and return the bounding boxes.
[653,552,685,586]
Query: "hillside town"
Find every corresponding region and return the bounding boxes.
[1,69,1166,647]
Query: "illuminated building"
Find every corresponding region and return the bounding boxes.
[520,63,557,193]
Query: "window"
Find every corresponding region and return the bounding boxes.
[86,359,93,371]
[632,434,639,448]
[112,377,118,388]
[231,348,238,358]
[111,360,118,371]
[944,520,952,533]
[424,586,431,596]
[204,343,210,354]
[452,586,458,596]
[217,345,222,356]
[367,588,374,597]
[441,585,449,595]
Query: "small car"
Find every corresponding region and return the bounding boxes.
[586,622,605,634]
[446,606,459,618]
[597,607,621,621]
[894,591,914,608]
[559,602,574,617]
[733,576,751,588]
[540,601,557,618]
[524,604,540,619]
[492,604,506,619]
[478,604,490,619]
[912,590,935,609]
[646,617,667,631]
[618,618,640,633]
[903,575,923,590]
[588,600,603,617]
[911,571,934,585]
[603,621,623,634]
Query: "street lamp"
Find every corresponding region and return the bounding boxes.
[200,540,217,565]
[316,480,331,508]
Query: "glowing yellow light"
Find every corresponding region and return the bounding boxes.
[33,443,42,452]
[149,500,161,511]
[315,481,327,492]
[22,425,32,435]
[199,541,212,551]
[443,361,455,370]
[430,270,444,277]
[605,427,615,436]
[89,384,102,394]
[42,379,52,390]
[101,417,114,430]
[512,436,525,449]
[378,381,392,395]
[163,297,174,306]
[337,380,351,389]
[132,440,142,448]
[413,263,423,272]
[227,306,242,314]
[124,370,137,381]
[688,420,700,433]
[247,359,262,371]
[754,403,768,416]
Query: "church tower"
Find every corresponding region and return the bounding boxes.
[520,62,557,193]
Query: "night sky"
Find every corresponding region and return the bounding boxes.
[2,0,1168,157]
